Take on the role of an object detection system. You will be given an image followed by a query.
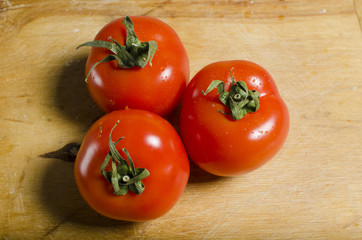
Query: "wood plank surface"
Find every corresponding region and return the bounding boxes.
[0,0,361,239]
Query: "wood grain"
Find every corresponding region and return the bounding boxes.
[0,0,361,239]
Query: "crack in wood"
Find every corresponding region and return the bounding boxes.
[41,211,79,238]
[354,0,362,32]
[142,0,171,16]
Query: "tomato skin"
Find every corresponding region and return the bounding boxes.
[179,61,289,176]
[74,109,190,221]
[84,16,189,116]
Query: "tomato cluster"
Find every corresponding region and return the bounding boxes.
[74,16,289,222]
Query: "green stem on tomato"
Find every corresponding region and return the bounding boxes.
[100,121,150,196]
[77,16,158,82]
[202,68,260,120]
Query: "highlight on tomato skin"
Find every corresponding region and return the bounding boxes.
[74,109,190,222]
[179,60,290,177]
[78,16,190,117]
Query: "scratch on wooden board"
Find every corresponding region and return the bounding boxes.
[132,222,153,239]
[42,211,79,238]
[0,0,29,12]
[354,0,362,32]
[16,192,24,212]
[342,215,361,229]
[133,225,139,238]
[142,0,171,16]
[166,205,218,222]
[3,118,32,125]
[0,94,30,100]
[202,207,233,240]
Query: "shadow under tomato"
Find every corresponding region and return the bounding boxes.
[52,53,103,131]
[38,53,137,232]
[40,51,223,232]
[163,103,226,184]
[187,160,228,184]
[164,102,182,134]
[39,159,135,231]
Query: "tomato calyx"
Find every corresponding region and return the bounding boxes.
[101,121,150,196]
[202,69,260,120]
[77,16,158,82]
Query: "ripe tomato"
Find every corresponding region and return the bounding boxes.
[179,60,289,176]
[74,109,190,221]
[78,16,189,116]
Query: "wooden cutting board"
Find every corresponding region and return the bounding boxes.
[0,0,361,239]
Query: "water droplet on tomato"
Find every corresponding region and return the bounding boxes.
[97,127,103,140]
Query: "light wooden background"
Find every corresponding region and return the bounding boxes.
[0,0,361,239]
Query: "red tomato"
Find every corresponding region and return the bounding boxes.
[180,61,289,176]
[79,16,189,116]
[74,109,190,221]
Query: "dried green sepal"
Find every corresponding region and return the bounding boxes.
[203,69,260,120]
[100,121,150,196]
[77,16,158,82]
